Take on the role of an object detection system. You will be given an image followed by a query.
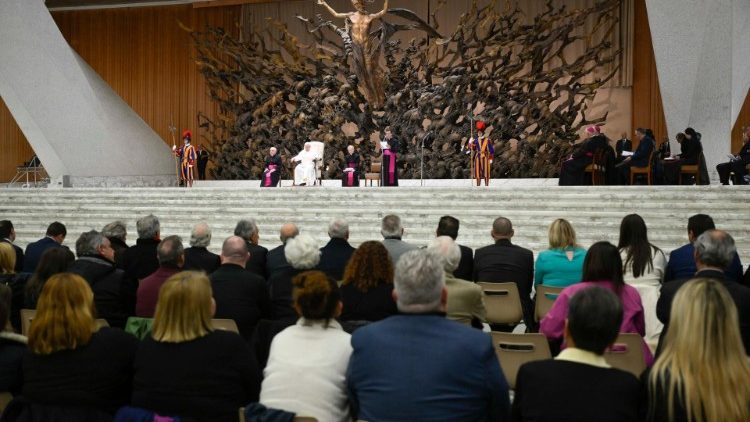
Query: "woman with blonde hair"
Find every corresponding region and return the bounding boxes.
[647,278,750,422]
[132,271,259,422]
[0,242,28,331]
[340,241,397,321]
[261,270,352,421]
[534,219,586,288]
[22,273,137,414]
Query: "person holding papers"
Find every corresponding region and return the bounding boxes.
[341,145,360,187]
[380,126,399,186]
[717,126,750,185]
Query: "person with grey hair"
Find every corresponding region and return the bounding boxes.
[657,229,750,355]
[266,222,300,279]
[380,214,418,265]
[102,220,128,266]
[68,230,128,327]
[234,218,268,278]
[473,216,535,329]
[347,249,510,421]
[210,236,272,341]
[268,234,320,320]
[428,236,486,326]
[317,218,355,281]
[122,214,162,295]
[136,235,184,317]
[183,222,221,274]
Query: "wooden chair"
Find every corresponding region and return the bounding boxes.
[584,148,607,185]
[630,150,655,185]
[490,332,551,389]
[604,333,646,377]
[477,282,524,326]
[212,318,239,333]
[534,285,563,322]
[365,161,381,186]
[679,151,703,185]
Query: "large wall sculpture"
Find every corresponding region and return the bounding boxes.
[193,0,620,179]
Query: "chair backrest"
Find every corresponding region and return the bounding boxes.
[239,407,246,422]
[371,162,382,173]
[212,318,239,333]
[604,333,646,377]
[477,282,524,325]
[490,332,551,389]
[534,285,564,322]
[0,391,12,414]
[309,141,325,171]
[21,308,108,335]
[294,418,319,422]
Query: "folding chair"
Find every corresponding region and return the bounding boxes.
[212,318,240,333]
[604,333,646,377]
[490,332,552,389]
[477,282,524,326]
[534,285,564,322]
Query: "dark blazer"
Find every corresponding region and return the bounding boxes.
[183,246,221,274]
[133,330,260,422]
[121,238,160,280]
[631,136,655,167]
[245,242,268,279]
[340,282,397,322]
[107,237,128,269]
[265,244,290,280]
[664,243,744,283]
[210,263,272,341]
[68,256,129,328]
[316,238,355,281]
[454,244,474,281]
[616,138,632,159]
[23,237,62,273]
[347,314,510,422]
[657,269,750,354]
[678,136,702,164]
[1,239,24,273]
[0,332,26,395]
[512,359,641,422]
[22,328,137,414]
[474,238,535,324]
[267,267,303,320]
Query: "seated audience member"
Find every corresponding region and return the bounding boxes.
[665,214,744,282]
[68,231,128,328]
[24,247,74,309]
[0,284,25,395]
[234,218,268,278]
[132,272,259,422]
[135,235,184,317]
[657,230,750,355]
[428,236,486,326]
[647,278,750,422]
[618,214,666,351]
[22,273,137,414]
[617,127,655,185]
[101,220,128,267]
[534,218,586,288]
[23,221,67,273]
[717,126,750,185]
[316,218,355,281]
[260,271,352,421]
[347,249,510,422]
[558,124,609,186]
[0,243,29,331]
[436,216,474,280]
[380,214,418,265]
[615,132,632,165]
[474,216,534,327]
[540,241,652,365]
[512,287,641,422]
[210,236,271,341]
[663,131,703,185]
[183,222,221,274]
[121,214,161,280]
[268,234,320,320]
[265,222,299,279]
[0,220,24,272]
[339,241,397,322]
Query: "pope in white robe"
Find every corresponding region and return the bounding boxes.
[292,142,319,186]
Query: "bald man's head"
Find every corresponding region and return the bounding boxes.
[221,236,249,265]
[279,223,300,244]
[491,217,514,240]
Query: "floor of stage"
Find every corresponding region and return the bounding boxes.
[193,178,562,188]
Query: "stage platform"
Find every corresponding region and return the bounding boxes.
[1,182,749,268]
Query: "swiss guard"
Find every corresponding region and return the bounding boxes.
[174,130,197,187]
[469,121,494,186]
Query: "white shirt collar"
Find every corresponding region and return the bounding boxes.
[296,317,343,331]
[555,347,611,368]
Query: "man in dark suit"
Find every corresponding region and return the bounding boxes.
[234,219,267,278]
[717,126,750,185]
[512,287,641,421]
[664,214,744,283]
[617,127,655,184]
[120,214,161,314]
[0,220,24,273]
[436,215,473,281]
[473,217,534,327]
[183,222,220,274]
[68,230,128,328]
[657,230,750,355]
[347,249,510,422]
[210,236,272,341]
[316,218,355,281]
[265,222,298,280]
[102,221,128,268]
[615,132,632,165]
[23,221,67,273]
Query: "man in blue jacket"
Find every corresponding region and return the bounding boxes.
[347,249,510,422]
[23,221,67,273]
